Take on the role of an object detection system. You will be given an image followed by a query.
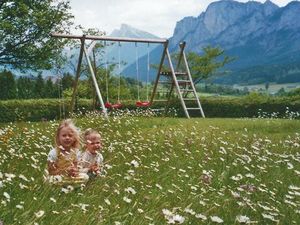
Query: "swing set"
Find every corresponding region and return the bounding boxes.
[51,33,205,119]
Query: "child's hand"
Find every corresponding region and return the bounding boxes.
[67,166,79,177]
[90,164,100,173]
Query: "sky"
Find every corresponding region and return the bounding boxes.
[70,0,294,38]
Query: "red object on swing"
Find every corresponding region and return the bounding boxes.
[105,102,123,109]
[136,101,151,107]
[104,102,112,108]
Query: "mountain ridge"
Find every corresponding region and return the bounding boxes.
[123,0,300,85]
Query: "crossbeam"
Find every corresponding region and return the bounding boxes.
[51,33,168,44]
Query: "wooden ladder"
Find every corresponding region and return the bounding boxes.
[150,42,205,118]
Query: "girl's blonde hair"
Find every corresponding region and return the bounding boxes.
[55,119,81,149]
[83,128,101,143]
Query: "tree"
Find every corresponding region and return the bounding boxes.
[0,1,73,70]
[44,78,58,98]
[16,76,35,99]
[0,70,16,99]
[186,46,234,85]
[61,73,74,91]
[265,82,270,91]
[34,73,45,98]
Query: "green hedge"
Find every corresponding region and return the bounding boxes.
[0,96,299,122]
[0,99,93,122]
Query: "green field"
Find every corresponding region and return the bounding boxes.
[1,112,300,224]
[234,82,300,94]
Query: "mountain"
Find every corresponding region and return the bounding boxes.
[169,0,300,84]
[123,0,300,85]
[105,24,160,75]
[110,24,158,39]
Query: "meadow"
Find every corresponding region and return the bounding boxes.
[233,82,300,94]
[0,111,300,224]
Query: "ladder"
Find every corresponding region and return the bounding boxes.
[150,42,205,118]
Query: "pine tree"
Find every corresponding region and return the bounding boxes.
[0,70,16,99]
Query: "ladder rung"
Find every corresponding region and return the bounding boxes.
[160,71,187,76]
[177,80,191,83]
[186,108,201,110]
[175,72,188,76]
[183,98,197,101]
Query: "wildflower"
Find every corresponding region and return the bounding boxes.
[155,183,163,190]
[5,173,16,181]
[125,187,136,195]
[184,207,195,215]
[137,208,144,213]
[16,204,24,209]
[3,192,10,201]
[61,188,69,194]
[287,162,294,169]
[195,214,207,220]
[230,174,243,181]
[104,199,111,205]
[35,210,45,218]
[123,196,132,203]
[210,215,224,223]
[19,183,28,189]
[236,215,250,223]
[162,209,185,224]
[19,174,29,182]
[261,213,278,222]
[130,160,139,167]
[289,185,300,191]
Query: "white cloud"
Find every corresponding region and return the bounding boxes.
[70,0,293,38]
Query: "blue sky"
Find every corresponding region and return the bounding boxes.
[70,0,294,38]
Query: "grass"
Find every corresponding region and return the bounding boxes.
[233,82,300,94]
[0,111,300,224]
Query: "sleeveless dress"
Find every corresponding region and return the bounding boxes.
[45,148,89,185]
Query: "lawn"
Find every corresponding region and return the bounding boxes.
[0,111,300,224]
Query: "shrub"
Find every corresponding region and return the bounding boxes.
[0,96,299,122]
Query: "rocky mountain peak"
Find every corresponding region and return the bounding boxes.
[110,24,159,39]
[263,0,279,16]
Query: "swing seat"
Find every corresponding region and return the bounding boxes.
[136,101,151,107]
[105,102,123,109]
[105,102,112,108]
[111,103,123,109]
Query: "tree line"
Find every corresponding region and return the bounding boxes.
[0,69,145,101]
[0,70,71,100]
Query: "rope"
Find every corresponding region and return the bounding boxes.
[105,41,109,103]
[118,42,121,103]
[57,71,65,119]
[146,42,150,101]
[135,42,140,101]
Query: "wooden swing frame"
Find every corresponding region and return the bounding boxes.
[51,33,168,119]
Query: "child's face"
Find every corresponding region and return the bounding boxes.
[86,134,102,154]
[59,127,75,150]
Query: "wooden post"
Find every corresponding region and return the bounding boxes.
[150,41,169,103]
[70,37,85,113]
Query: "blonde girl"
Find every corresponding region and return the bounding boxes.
[46,119,88,184]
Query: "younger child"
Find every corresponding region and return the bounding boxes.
[79,128,104,178]
[46,119,88,184]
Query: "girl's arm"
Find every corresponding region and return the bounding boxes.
[48,161,61,175]
[66,160,79,177]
